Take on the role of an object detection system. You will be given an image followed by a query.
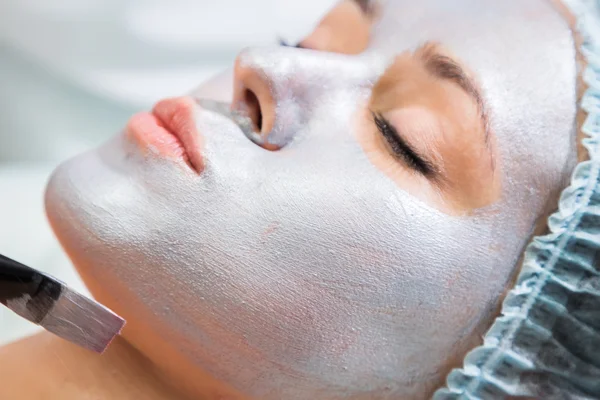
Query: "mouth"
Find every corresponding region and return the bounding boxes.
[125,96,204,173]
[125,96,259,173]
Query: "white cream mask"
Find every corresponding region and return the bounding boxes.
[46,0,578,398]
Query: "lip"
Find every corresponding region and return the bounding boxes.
[125,96,204,173]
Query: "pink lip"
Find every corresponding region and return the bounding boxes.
[125,96,204,173]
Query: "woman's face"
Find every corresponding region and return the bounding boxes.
[46,0,577,398]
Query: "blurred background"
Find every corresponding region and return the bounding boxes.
[0,0,335,345]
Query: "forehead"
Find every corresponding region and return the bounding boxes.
[366,0,571,80]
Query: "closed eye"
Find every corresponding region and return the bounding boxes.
[372,112,437,178]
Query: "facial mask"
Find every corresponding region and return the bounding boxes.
[437,0,600,397]
[45,0,578,398]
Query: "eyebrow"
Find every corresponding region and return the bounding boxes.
[418,43,491,146]
[353,0,375,14]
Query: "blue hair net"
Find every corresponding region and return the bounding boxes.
[435,1,600,398]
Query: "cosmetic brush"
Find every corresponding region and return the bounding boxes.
[0,253,125,353]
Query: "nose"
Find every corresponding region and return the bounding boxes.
[232,49,279,150]
[232,46,373,149]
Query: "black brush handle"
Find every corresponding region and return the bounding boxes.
[0,254,62,325]
[0,253,45,304]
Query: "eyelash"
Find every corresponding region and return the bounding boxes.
[278,38,304,49]
[372,112,435,177]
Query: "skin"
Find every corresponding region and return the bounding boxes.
[0,1,583,399]
[0,334,179,400]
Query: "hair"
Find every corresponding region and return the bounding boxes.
[552,0,590,161]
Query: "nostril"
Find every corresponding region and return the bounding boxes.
[233,56,279,150]
[244,88,263,133]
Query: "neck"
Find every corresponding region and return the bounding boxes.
[0,332,184,400]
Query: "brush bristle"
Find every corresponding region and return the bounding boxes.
[39,287,126,353]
